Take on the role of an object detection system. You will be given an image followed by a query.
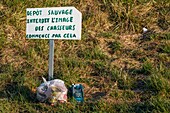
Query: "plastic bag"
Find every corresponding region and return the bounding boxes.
[36,77,68,104]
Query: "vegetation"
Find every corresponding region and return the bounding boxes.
[0,0,170,112]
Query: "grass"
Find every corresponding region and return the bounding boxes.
[159,41,170,53]
[0,0,170,112]
[108,41,122,54]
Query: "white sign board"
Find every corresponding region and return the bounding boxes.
[26,7,82,40]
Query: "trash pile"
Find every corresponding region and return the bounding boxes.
[36,77,84,105]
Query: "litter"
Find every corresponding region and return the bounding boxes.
[70,84,84,103]
[143,27,148,33]
[36,77,68,105]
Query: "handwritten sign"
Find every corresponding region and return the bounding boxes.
[26,7,82,40]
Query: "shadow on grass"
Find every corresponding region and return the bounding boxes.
[0,82,36,103]
[91,92,107,100]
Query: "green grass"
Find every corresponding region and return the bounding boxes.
[108,41,122,54]
[159,41,170,53]
[0,0,170,112]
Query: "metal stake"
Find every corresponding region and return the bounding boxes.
[48,39,54,80]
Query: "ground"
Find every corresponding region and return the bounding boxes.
[0,0,170,112]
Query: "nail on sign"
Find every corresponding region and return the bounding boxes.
[26,7,82,40]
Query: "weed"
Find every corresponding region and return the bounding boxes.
[108,41,121,54]
[0,29,6,50]
[140,59,153,75]
[133,97,170,113]
[98,32,114,38]
[100,0,153,33]
[159,41,170,53]
[145,74,170,94]
[77,46,107,60]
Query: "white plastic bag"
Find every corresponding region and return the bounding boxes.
[36,77,68,104]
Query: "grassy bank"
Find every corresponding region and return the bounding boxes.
[0,0,170,112]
